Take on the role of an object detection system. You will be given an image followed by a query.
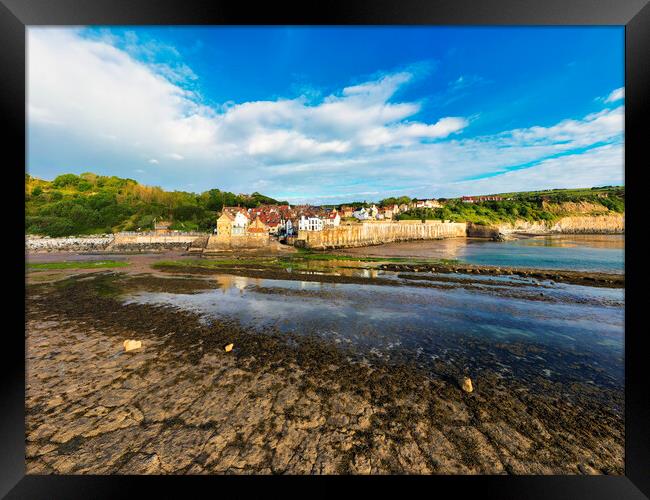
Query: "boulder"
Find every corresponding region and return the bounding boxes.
[461,377,474,393]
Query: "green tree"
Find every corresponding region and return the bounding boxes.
[52,173,80,188]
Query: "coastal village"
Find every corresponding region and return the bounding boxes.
[199,198,476,252]
[25,185,624,254]
[212,198,453,240]
[211,196,511,240]
[148,196,505,242]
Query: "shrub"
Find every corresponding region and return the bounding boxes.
[52,173,80,188]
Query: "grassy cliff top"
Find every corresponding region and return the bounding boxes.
[395,186,624,225]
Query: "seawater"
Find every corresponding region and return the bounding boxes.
[460,235,624,272]
[338,234,624,273]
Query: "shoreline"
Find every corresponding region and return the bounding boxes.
[151,257,624,289]
[25,227,624,254]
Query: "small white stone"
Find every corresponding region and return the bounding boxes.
[123,340,142,352]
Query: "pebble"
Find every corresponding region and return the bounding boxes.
[462,377,474,393]
[123,340,142,352]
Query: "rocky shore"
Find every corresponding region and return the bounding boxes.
[26,235,114,252]
[377,262,624,288]
[26,234,203,253]
[152,258,623,290]
[25,271,624,475]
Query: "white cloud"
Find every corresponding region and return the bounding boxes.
[447,143,624,197]
[488,106,623,151]
[604,87,624,103]
[247,130,350,159]
[358,117,468,148]
[28,104,64,126]
[27,28,624,203]
[28,28,469,175]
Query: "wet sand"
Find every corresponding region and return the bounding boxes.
[25,261,624,475]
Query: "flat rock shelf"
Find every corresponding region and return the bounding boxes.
[25,267,623,475]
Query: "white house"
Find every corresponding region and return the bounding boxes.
[352,207,370,220]
[232,211,250,235]
[298,215,324,231]
[324,209,341,227]
[284,219,294,236]
[381,208,394,219]
[414,199,442,209]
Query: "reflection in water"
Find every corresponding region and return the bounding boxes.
[337,234,624,273]
[124,272,624,391]
[216,275,260,293]
[517,234,625,249]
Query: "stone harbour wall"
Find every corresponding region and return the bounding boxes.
[111,233,204,245]
[205,233,271,250]
[297,221,467,249]
[107,232,206,252]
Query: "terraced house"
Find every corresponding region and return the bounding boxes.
[217,207,250,236]
[298,215,324,231]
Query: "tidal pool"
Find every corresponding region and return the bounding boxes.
[124,272,624,394]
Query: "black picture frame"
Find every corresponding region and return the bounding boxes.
[2,0,648,497]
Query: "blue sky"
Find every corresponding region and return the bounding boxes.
[27,26,624,203]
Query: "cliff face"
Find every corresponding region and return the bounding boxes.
[550,215,624,233]
[467,213,624,238]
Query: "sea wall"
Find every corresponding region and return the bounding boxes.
[111,233,204,245]
[205,233,271,250]
[297,221,467,249]
[467,214,624,239]
[107,232,206,252]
